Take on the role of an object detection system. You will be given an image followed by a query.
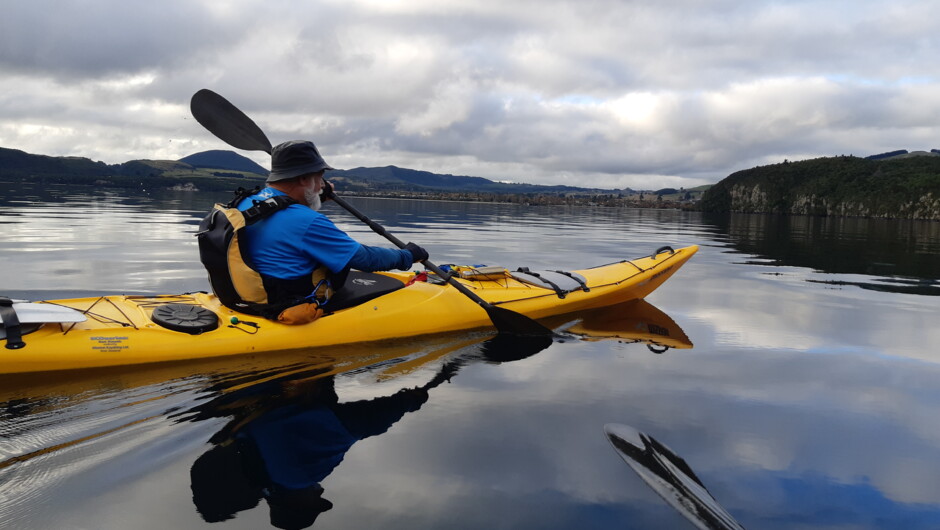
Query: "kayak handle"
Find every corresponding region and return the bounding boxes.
[652,246,675,259]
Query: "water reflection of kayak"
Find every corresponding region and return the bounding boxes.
[560,298,693,350]
[0,245,696,373]
[0,297,692,406]
[0,333,479,406]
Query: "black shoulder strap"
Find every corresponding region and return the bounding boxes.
[224,186,261,208]
[241,195,297,225]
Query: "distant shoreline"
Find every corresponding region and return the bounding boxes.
[0,177,697,211]
[6,178,940,222]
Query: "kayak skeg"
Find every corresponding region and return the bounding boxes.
[0,245,697,374]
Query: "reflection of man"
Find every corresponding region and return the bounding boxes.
[187,334,551,529]
[189,372,438,529]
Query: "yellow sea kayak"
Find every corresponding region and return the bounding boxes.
[0,245,697,373]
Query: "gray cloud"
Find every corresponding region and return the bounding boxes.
[0,2,241,79]
[1,0,938,189]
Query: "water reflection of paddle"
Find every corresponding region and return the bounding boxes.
[183,333,552,529]
[604,423,744,530]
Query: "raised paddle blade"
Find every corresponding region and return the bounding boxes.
[190,89,273,154]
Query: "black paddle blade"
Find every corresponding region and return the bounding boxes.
[484,304,554,337]
[190,89,273,154]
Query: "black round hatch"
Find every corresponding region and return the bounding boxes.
[151,303,219,334]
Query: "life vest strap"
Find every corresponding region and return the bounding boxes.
[242,196,296,225]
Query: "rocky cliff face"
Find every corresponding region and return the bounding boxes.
[787,192,940,219]
[702,155,940,220]
[726,186,940,219]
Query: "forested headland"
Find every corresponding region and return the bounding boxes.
[700,152,940,220]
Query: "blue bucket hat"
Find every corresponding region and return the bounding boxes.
[267,140,334,183]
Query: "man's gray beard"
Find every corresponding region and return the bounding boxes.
[304,186,322,211]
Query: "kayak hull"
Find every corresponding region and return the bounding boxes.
[1,245,697,373]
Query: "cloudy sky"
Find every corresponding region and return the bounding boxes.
[1,0,938,190]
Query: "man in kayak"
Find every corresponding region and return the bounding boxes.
[237,140,428,318]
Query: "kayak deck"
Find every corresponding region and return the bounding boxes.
[1,245,697,373]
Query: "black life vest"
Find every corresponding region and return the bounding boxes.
[196,188,333,318]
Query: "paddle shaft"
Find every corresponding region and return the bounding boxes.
[327,193,494,310]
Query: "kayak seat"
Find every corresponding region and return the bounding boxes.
[324,271,406,312]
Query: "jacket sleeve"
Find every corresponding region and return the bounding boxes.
[347,244,413,272]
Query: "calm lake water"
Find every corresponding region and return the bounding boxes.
[1,182,939,529]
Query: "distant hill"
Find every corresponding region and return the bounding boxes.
[0,147,114,178]
[116,159,193,176]
[0,147,643,198]
[0,146,264,191]
[867,149,940,161]
[330,165,624,195]
[701,152,940,220]
[334,166,495,189]
[179,150,267,175]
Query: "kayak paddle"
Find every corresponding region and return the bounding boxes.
[190,89,554,337]
[191,89,273,154]
[322,189,554,336]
